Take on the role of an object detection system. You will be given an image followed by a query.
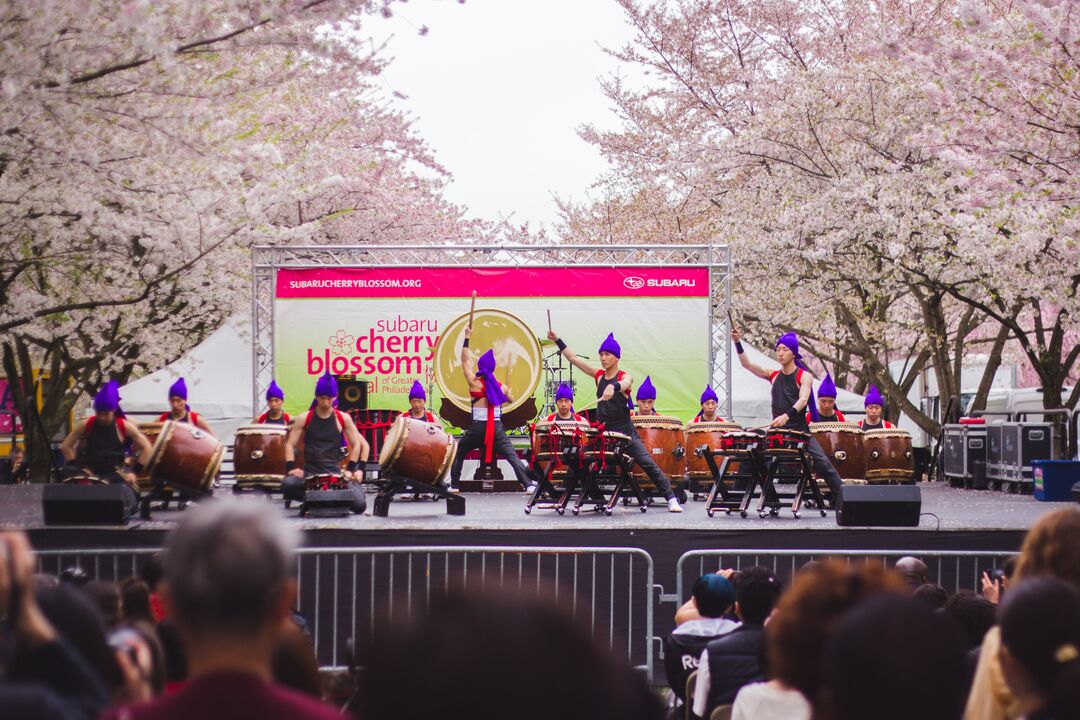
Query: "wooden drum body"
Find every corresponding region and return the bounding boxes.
[532,421,589,479]
[233,424,290,490]
[864,429,914,482]
[685,421,742,477]
[581,429,632,465]
[631,415,686,487]
[145,420,224,495]
[809,422,867,481]
[380,415,457,486]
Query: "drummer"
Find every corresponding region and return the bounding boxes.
[691,386,727,423]
[858,385,894,430]
[59,380,152,515]
[548,329,683,512]
[544,383,587,423]
[807,372,846,423]
[448,328,539,493]
[255,379,291,425]
[632,376,659,417]
[731,328,844,506]
[283,371,368,514]
[399,381,438,423]
[159,377,216,436]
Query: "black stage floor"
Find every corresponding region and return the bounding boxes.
[1,482,1063,557]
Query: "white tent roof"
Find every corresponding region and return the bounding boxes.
[119,316,253,440]
[728,341,864,427]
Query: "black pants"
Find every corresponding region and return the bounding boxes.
[450,420,534,488]
[623,432,676,500]
[282,474,367,514]
[62,465,139,516]
[805,437,843,503]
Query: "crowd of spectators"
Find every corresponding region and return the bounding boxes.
[1,501,1079,720]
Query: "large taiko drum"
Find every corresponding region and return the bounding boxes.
[809,421,866,481]
[144,420,224,495]
[864,428,914,482]
[631,415,687,488]
[685,421,742,478]
[380,415,457,486]
[531,420,589,480]
[233,424,291,490]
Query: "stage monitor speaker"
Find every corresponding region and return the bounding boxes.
[837,485,922,527]
[42,484,130,525]
[336,375,368,412]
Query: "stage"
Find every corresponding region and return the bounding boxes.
[3,481,1057,554]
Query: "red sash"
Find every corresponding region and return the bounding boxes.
[473,380,497,463]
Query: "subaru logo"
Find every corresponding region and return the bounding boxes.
[623,276,645,289]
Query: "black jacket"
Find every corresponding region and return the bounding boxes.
[705,623,766,709]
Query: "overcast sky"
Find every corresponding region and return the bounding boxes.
[367,0,640,230]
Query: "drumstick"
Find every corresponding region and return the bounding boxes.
[576,396,602,411]
[546,309,552,333]
[468,291,476,329]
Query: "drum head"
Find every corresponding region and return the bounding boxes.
[433,308,542,414]
[380,415,409,470]
[235,423,288,436]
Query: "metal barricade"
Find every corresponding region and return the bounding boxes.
[671,549,1018,604]
[37,545,656,678]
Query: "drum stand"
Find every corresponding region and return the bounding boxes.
[525,451,577,514]
[372,471,466,517]
[137,482,197,520]
[702,446,763,517]
[558,453,648,517]
[743,442,828,519]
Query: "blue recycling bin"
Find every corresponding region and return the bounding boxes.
[1032,460,1080,502]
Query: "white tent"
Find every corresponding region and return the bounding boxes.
[119,316,253,441]
[728,341,865,427]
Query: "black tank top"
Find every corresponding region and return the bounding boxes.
[817,411,840,422]
[83,421,125,473]
[596,374,632,432]
[771,370,809,431]
[262,414,288,426]
[861,419,885,431]
[304,412,343,475]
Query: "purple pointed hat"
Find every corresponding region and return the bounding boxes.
[476,350,509,406]
[864,384,884,407]
[93,380,121,412]
[775,332,801,358]
[314,370,338,398]
[408,380,426,401]
[818,372,837,399]
[265,379,284,401]
[555,382,574,402]
[598,333,621,358]
[636,376,657,401]
[167,376,188,400]
[700,386,719,405]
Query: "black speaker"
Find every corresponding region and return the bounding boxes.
[837,485,922,527]
[336,375,368,412]
[42,484,130,525]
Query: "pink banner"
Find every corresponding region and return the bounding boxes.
[276,266,708,299]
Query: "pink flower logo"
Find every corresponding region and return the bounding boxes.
[328,329,355,356]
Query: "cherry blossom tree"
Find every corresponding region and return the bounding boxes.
[0,0,472,477]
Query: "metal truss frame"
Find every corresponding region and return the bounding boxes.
[251,244,732,417]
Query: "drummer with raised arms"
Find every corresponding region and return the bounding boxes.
[731,328,844,506]
[159,377,216,436]
[544,383,586,423]
[60,380,152,516]
[858,385,894,430]
[807,373,846,423]
[283,371,368,514]
[632,376,659,417]
[547,329,683,512]
[691,386,727,423]
[255,379,291,425]
[399,380,437,423]
[448,327,539,492]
